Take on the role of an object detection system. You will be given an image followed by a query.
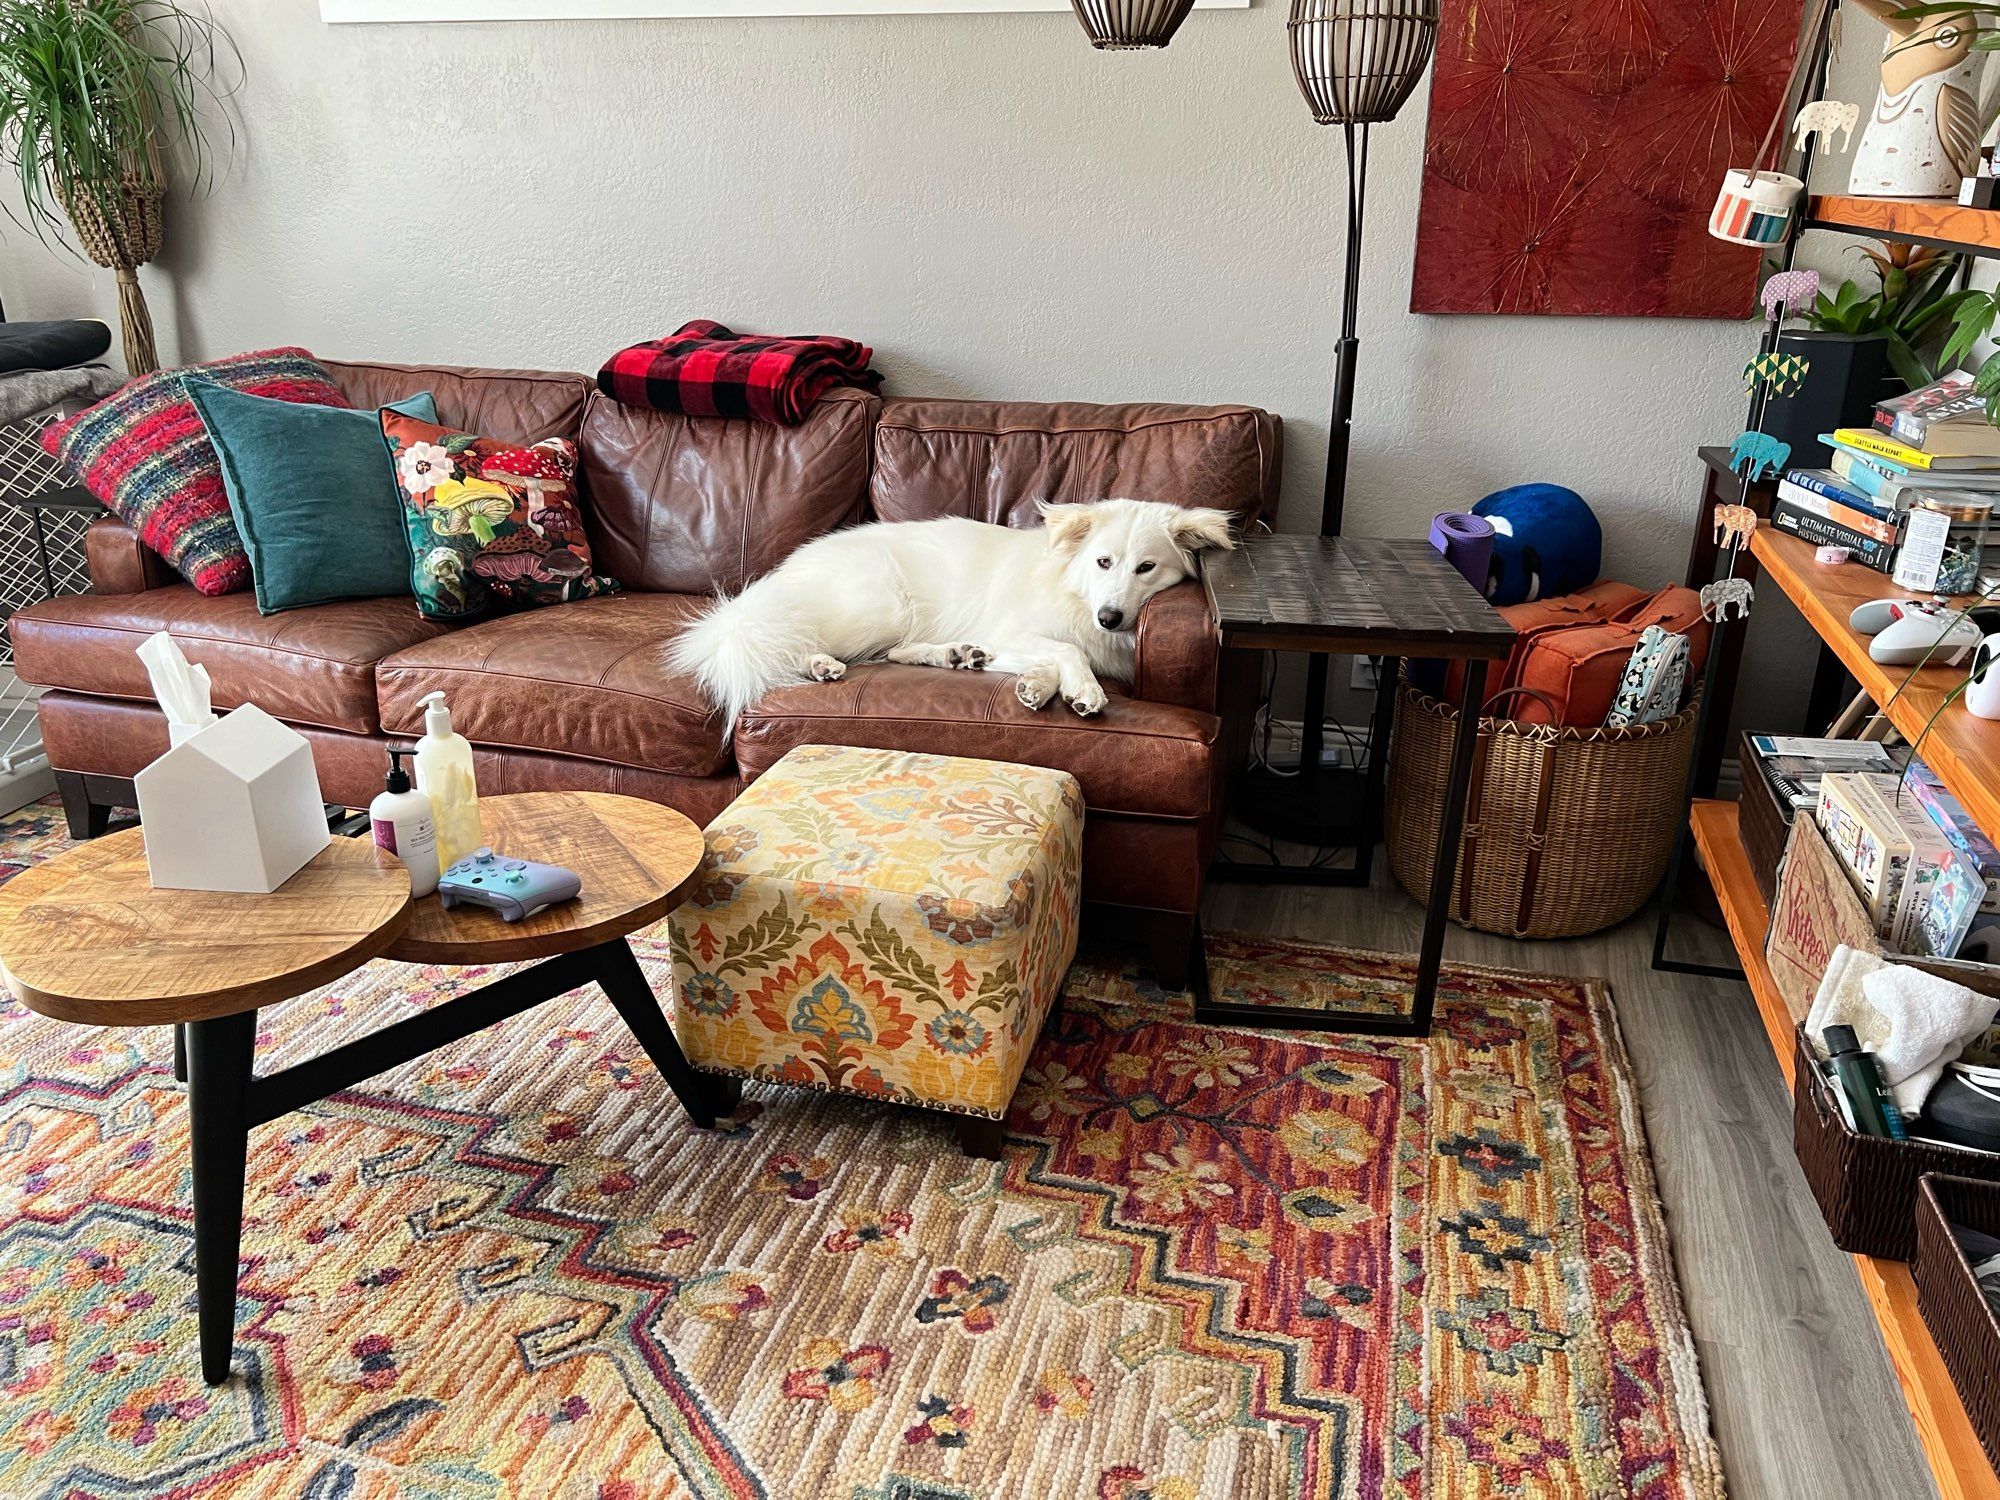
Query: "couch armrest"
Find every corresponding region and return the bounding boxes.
[84,516,174,594]
[1132,579,1220,713]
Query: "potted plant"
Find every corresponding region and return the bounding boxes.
[1762,240,1979,468]
[0,0,237,375]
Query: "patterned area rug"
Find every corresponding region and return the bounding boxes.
[0,800,1724,1499]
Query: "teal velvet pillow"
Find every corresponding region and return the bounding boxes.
[188,380,439,614]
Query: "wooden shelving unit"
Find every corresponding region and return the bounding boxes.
[1805,194,2000,257]
[1689,800,2000,1500]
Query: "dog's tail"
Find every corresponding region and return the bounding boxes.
[667,589,819,730]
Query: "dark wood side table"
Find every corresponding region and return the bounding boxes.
[1200,534,1515,1037]
[0,791,725,1386]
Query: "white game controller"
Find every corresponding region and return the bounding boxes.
[1848,598,1926,636]
[1867,602,1984,665]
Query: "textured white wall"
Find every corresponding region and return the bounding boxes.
[2,0,1840,721]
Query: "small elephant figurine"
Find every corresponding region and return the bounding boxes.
[1793,99,1860,153]
[1712,503,1758,549]
[1701,577,1754,622]
[1727,431,1790,482]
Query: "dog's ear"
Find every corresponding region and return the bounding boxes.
[1169,506,1237,557]
[1036,500,1096,554]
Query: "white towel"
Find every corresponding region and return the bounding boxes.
[1805,944,1999,1114]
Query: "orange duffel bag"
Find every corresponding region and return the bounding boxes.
[1510,584,1711,726]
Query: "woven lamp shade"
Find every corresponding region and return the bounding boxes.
[1069,0,1196,49]
[1288,0,1439,124]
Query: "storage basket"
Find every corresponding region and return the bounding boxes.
[1793,1028,2000,1261]
[1914,1174,2000,1470]
[1384,678,1700,939]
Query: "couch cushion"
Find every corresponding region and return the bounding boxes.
[870,399,1282,529]
[324,360,593,445]
[8,587,455,734]
[578,387,875,594]
[375,593,729,776]
[733,665,1217,819]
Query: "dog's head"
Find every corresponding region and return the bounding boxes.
[1037,498,1237,633]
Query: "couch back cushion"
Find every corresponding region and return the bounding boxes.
[578,386,876,595]
[324,360,592,445]
[870,399,1282,528]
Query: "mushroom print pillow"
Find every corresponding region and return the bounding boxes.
[381,410,618,620]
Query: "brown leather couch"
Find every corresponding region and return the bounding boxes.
[10,360,1280,978]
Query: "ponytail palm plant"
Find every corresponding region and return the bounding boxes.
[0,0,237,373]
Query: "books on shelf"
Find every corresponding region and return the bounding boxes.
[1829,425,2000,472]
[1873,370,2000,459]
[1777,471,1900,540]
[1747,736,1901,811]
[1770,493,1899,570]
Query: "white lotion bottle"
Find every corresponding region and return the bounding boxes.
[413,689,481,868]
[370,748,440,897]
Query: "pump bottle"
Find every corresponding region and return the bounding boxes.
[370,748,440,897]
[414,689,481,868]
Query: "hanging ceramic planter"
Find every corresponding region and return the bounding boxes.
[1709,168,1805,246]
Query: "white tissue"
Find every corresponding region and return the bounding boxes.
[137,630,215,746]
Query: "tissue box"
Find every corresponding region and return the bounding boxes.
[133,703,330,893]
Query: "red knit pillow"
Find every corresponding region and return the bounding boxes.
[41,348,350,595]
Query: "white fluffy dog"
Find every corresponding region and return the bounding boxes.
[670,498,1237,726]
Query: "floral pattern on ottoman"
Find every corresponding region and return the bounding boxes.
[668,745,1083,1119]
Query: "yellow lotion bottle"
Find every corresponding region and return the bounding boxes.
[413,689,480,868]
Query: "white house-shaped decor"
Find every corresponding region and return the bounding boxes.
[134,703,331,893]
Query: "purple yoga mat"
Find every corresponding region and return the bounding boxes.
[1430,511,1495,592]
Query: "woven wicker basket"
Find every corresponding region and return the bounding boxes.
[1384,677,1699,940]
[1793,1028,2000,1260]
[1914,1174,2000,1470]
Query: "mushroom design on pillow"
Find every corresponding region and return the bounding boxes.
[482,444,578,539]
[425,474,515,545]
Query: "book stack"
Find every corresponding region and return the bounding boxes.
[1767,372,2000,573]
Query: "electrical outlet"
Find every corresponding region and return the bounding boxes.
[1350,656,1381,692]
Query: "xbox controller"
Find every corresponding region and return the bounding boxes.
[1868,602,1984,666]
[437,846,582,921]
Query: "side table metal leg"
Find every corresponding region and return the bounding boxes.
[1412,659,1488,1035]
[593,939,723,1129]
[172,1023,187,1084]
[185,1010,256,1385]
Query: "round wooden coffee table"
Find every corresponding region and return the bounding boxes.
[0,790,720,1387]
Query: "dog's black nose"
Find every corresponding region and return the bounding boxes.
[1097,607,1124,630]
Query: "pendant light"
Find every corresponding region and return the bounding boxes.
[1069,0,1197,50]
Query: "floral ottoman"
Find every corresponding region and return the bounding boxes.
[667,744,1084,1157]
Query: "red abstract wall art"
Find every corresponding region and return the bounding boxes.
[1411,0,1808,318]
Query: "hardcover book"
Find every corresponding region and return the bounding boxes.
[1874,371,2000,458]
[1770,499,1897,570]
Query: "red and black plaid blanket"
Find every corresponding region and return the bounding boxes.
[597,319,882,426]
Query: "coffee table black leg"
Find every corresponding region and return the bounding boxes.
[185,1009,256,1385]
[1411,657,1488,1034]
[172,1022,187,1084]
[593,939,723,1129]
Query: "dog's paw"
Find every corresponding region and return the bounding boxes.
[807,654,847,682]
[1065,682,1107,717]
[1015,668,1057,710]
[947,644,990,671]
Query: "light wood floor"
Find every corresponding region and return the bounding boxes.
[1204,868,1936,1500]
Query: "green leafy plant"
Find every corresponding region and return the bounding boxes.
[1800,240,1979,390]
[0,0,235,249]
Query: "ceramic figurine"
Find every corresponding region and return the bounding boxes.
[1847,2,1984,198]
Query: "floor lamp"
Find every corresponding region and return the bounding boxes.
[1233,0,1439,854]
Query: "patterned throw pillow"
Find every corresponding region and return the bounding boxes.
[381,410,619,620]
[40,348,349,596]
